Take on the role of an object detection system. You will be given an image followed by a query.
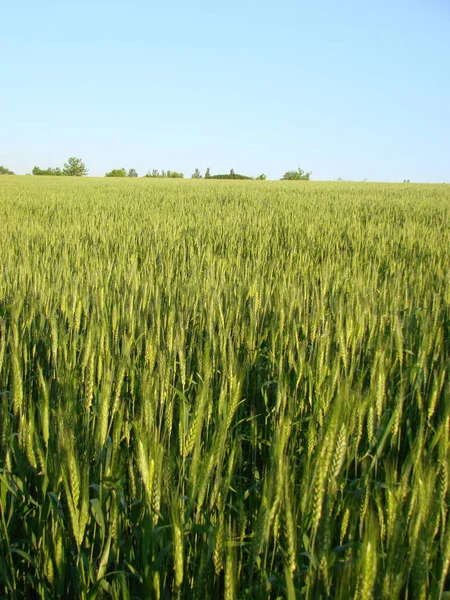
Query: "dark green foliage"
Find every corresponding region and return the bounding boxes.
[128,168,138,177]
[105,168,127,177]
[207,168,254,180]
[191,169,202,179]
[281,166,311,180]
[33,158,88,177]
[209,173,253,180]
[0,165,14,175]
[63,157,88,176]
[32,166,63,176]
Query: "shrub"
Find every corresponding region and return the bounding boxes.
[63,157,88,177]
[105,168,127,177]
[0,165,14,175]
[32,166,63,176]
[144,170,184,178]
[281,167,311,180]
[209,174,253,180]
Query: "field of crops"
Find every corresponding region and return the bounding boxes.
[0,176,449,599]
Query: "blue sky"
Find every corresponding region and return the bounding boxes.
[1,0,449,181]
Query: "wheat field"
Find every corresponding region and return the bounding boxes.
[0,176,449,599]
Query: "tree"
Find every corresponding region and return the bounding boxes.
[32,166,62,176]
[256,174,267,180]
[105,168,127,177]
[63,157,88,176]
[230,168,235,177]
[209,173,253,180]
[281,166,311,181]
[144,169,183,178]
[0,165,14,175]
[191,169,202,179]
[204,168,211,179]
[128,168,138,177]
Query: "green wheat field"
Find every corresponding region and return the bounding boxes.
[0,176,449,599]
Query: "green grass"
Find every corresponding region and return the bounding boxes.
[0,176,449,599]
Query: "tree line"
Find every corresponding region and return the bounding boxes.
[1,158,312,180]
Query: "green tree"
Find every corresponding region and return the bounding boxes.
[205,168,211,179]
[0,165,14,175]
[209,173,253,180]
[105,168,127,177]
[191,169,202,179]
[32,166,62,176]
[230,168,235,177]
[128,168,138,177]
[63,157,88,176]
[281,166,311,181]
[256,174,267,180]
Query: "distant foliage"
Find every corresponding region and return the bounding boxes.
[0,165,14,175]
[209,173,253,180]
[281,166,311,180]
[105,168,127,177]
[32,166,63,176]
[204,168,211,179]
[209,169,253,180]
[144,170,184,178]
[191,169,202,179]
[63,157,88,177]
[128,168,138,178]
[32,158,88,177]
[256,174,267,180]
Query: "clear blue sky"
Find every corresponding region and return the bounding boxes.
[1,0,449,181]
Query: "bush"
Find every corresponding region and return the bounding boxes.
[63,157,88,177]
[209,174,253,180]
[208,169,253,180]
[105,168,127,177]
[144,170,184,178]
[281,167,311,181]
[32,166,63,176]
[0,166,14,175]
[33,158,88,177]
